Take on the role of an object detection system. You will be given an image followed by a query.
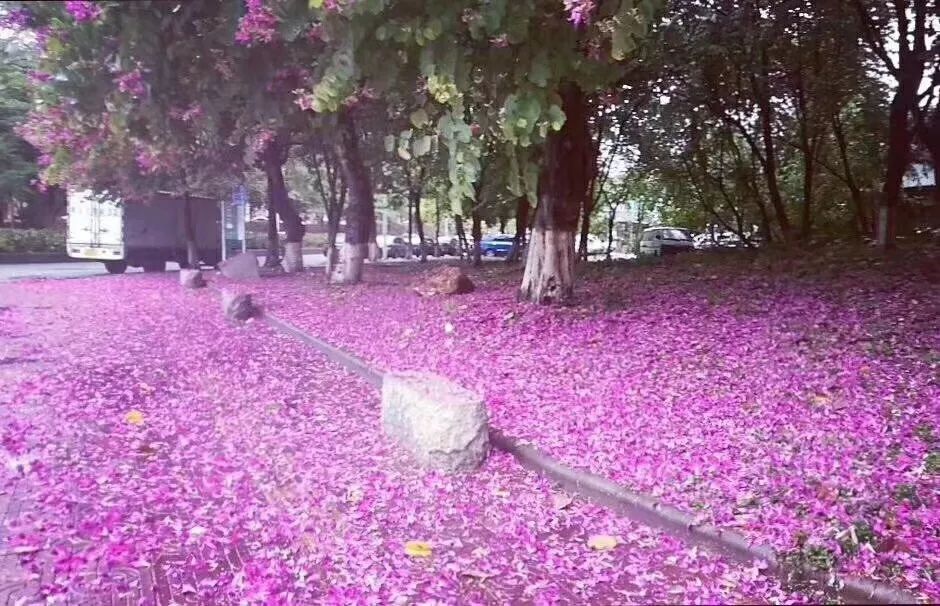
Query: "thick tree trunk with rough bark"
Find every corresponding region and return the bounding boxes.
[334,110,375,282]
[265,197,280,267]
[263,142,304,272]
[520,84,591,304]
[878,95,911,247]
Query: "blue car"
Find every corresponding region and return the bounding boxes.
[480,234,516,257]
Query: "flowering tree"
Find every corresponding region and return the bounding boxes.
[287,0,662,299]
[14,1,317,270]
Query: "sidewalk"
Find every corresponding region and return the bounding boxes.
[0,275,820,603]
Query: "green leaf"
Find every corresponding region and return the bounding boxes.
[528,51,550,87]
[397,147,412,161]
[547,104,566,131]
[309,0,324,7]
[412,135,431,157]
[424,18,443,41]
[410,108,429,129]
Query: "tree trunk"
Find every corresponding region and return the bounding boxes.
[606,203,617,260]
[520,84,591,304]
[577,193,593,262]
[832,111,870,236]
[182,190,198,268]
[498,216,507,234]
[507,196,529,263]
[334,109,375,282]
[866,0,927,248]
[265,196,280,267]
[879,94,913,248]
[754,67,792,242]
[471,210,482,267]
[454,214,469,260]
[412,189,427,262]
[406,195,414,259]
[264,144,305,272]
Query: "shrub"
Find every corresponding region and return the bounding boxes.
[0,228,66,253]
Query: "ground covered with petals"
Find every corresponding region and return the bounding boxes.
[249,247,940,601]
[0,276,820,603]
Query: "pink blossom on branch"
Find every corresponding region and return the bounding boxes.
[64,1,102,23]
[235,0,279,46]
[0,8,30,29]
[114,68,146,99]
[564,0,596,26]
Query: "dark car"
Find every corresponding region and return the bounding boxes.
[436,237,459,256]
[480,234,516,257]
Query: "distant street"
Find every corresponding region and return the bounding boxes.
[0,252,636,282]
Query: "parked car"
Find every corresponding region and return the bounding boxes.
[638,227,695,256]
[437,236,459,256]
[586,234,609,255]
[480,234,516,257]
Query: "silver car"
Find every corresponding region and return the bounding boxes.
[639,227,695,256]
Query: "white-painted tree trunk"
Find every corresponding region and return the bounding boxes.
[283,241,303,273]
[519,228,576,304]
[342,243,367,283]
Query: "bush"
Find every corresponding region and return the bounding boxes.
[0,228,66,253]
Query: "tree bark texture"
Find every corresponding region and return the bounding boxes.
[507,197,529,263]
[520,84,591,304]
[471,210,482,267]
[263,140,305,271]
[334,110,375,282]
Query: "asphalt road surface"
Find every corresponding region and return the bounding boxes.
[0,251,636,282]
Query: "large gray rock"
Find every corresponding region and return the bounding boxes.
[219,252,260,281]
[414,265,475,296]
[179,268,206,289]
[221,289,257,321]
[381,371,489,473]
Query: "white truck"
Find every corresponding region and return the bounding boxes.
[66,190,221,274]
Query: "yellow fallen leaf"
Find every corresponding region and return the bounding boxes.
[587,534,619,551]
[404,540,433,558]
[493,488,510,498]
[125,410,145,426]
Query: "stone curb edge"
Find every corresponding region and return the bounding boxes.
[225,289,920,605]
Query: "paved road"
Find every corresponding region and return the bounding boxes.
[0,251,636,282]
[0,254,327,282]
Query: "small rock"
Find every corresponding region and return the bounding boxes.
[221,289,258,321]
[179,268,206,289]
[219,252,260,281]
[414,266,475,296]
[381,371,489,473]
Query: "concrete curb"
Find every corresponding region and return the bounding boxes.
[243,300,922,605]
